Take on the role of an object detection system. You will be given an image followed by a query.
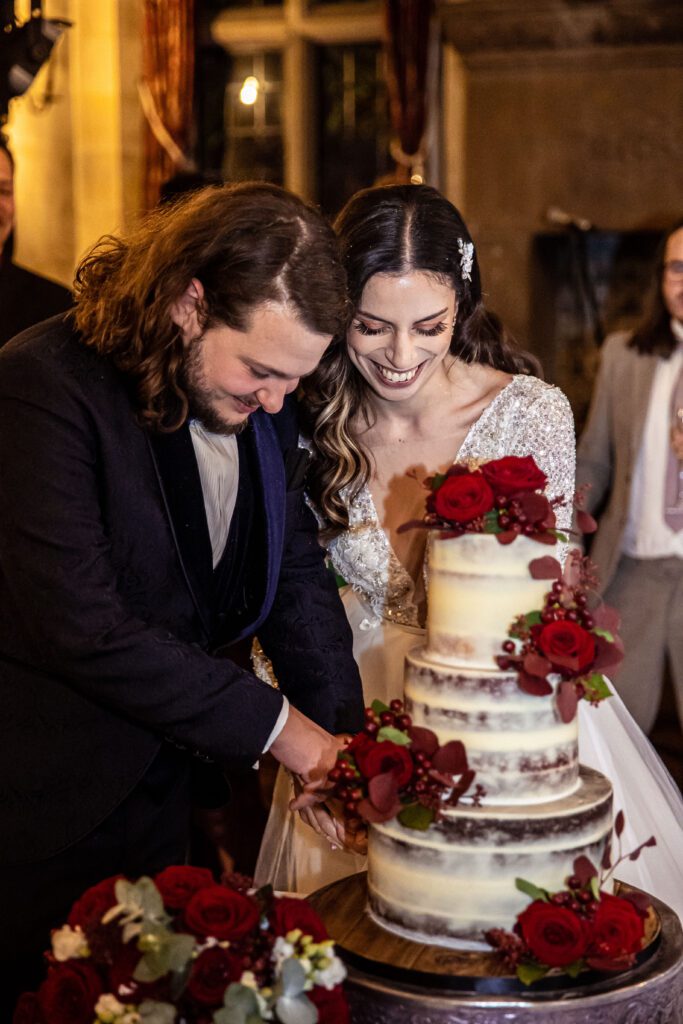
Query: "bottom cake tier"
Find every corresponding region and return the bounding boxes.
[367,765,613,948]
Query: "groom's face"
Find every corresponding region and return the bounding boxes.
[176,296,331,434]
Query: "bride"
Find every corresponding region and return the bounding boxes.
[255,184,683,920]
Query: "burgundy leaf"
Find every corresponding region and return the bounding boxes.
[447,768,476,805]
[592,633,624,674]
[428,769,459,787]
[407,726,439,757]
[593,604,621,635]
[614,810,625,838]
[496,530,518,545]
[533,532,559,545]
[528,556,563,580]
[517,491,550,523]
[576,508,598,534]
[397,518,436,534]
[557,681,579,723]
[622,891,652,917]
[523,651,553,678]
[356,797,397,824]
[629,836,657,861]
[432,740,468,775]
[573,854,598,886]
[368,771,401,814]
[601,841,612,870]
[517,670,553,697]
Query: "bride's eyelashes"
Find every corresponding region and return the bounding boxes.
[352,320,449,338]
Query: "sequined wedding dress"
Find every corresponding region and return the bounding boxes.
[255,376,683,921]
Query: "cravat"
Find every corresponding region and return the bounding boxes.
[663,361,683,531]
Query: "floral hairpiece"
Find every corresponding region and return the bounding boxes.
[458,238,474,282]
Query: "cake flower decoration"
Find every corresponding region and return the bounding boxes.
[328,699,482,834]
[485,811,656,985]
[497,551,624,722]
[399,454,565,547]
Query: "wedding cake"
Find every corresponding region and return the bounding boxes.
[366,530,614,947]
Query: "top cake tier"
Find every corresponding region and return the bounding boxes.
[426,533,552,671]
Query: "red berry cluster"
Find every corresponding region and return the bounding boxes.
[497,580,593,679]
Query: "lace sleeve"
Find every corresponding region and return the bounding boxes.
[506,383,576,559]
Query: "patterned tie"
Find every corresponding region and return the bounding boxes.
[663,361,683,531]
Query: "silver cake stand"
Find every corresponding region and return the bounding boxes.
[309,873,683,1024]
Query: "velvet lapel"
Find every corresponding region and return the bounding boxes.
[146,424,213,637]
[232,409,286,643]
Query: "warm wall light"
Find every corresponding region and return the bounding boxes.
[239,76,259,106]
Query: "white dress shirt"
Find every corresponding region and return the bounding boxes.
[190,420,289,752]
[622,318,683,559]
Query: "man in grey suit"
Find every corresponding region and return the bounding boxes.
[577,220,683,734]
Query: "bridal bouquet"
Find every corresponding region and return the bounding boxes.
[399,454,564,546]
[485,812,655,984]
[13,868,349,1024]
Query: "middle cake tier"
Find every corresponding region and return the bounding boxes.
[405,647,579,804]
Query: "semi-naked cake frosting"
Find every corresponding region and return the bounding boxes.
[367,532,613,947]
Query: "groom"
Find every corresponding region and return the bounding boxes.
[0,182,363,1013]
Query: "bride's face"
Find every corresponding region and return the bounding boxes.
[346,271,456,402]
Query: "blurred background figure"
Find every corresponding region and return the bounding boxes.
[577,221,683,736]
[0,138,71,347]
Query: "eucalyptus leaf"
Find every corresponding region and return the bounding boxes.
[214,984,262,1024]
[376,725,411,745]
[516,961,549,986]
[134,933,196,983]
[397,802,434,830]
[138,1001,177,1024]
[275,993,319,1024]
[279,957,307,998]
[515,878,549,902]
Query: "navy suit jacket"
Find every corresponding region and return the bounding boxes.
[0,317,363,865]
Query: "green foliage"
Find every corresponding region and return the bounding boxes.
[515,878,549,903]
[398,802,434,830]
[376,725,411,746]
[516,961,549,985]
[214,984,263,1024]
[592,628,614,642]
[482,510,502,534]
[134,931,196,983]
[370,699,389,715]
[582,673,612,702]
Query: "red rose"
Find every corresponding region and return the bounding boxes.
[154,865,215,910]
[186,947,242,1007]
[67,875,122,933]
[590,894,645,959]
[517,901,589,967]
[12,992,43,1024]
[184,885,260,941]
[433,472,494,524]
[307,984,351,1024]
[538,621,596,673]
[38,962,103,1024]
[481,455,548,497]
[354,740,413,786]
[271,896,329,942]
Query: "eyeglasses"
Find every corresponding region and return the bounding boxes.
[664,260,683,278]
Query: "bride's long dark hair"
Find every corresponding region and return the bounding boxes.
[301,184,539,533]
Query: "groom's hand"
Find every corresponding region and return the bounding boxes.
[269,705,345,795]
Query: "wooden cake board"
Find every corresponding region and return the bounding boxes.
[308,871,683,1023]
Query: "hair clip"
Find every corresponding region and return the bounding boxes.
[458,239,474,282]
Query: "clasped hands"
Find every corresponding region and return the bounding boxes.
[269,704,367,854]
[290,765,368,856]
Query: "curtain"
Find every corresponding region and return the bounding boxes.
[141,0,195,210]
[384,0,435,183]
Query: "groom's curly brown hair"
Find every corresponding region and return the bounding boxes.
[73,182,348,431]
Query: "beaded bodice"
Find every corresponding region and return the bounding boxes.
[326,375,576,629]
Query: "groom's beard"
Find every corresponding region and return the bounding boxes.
[181,336,253,436]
